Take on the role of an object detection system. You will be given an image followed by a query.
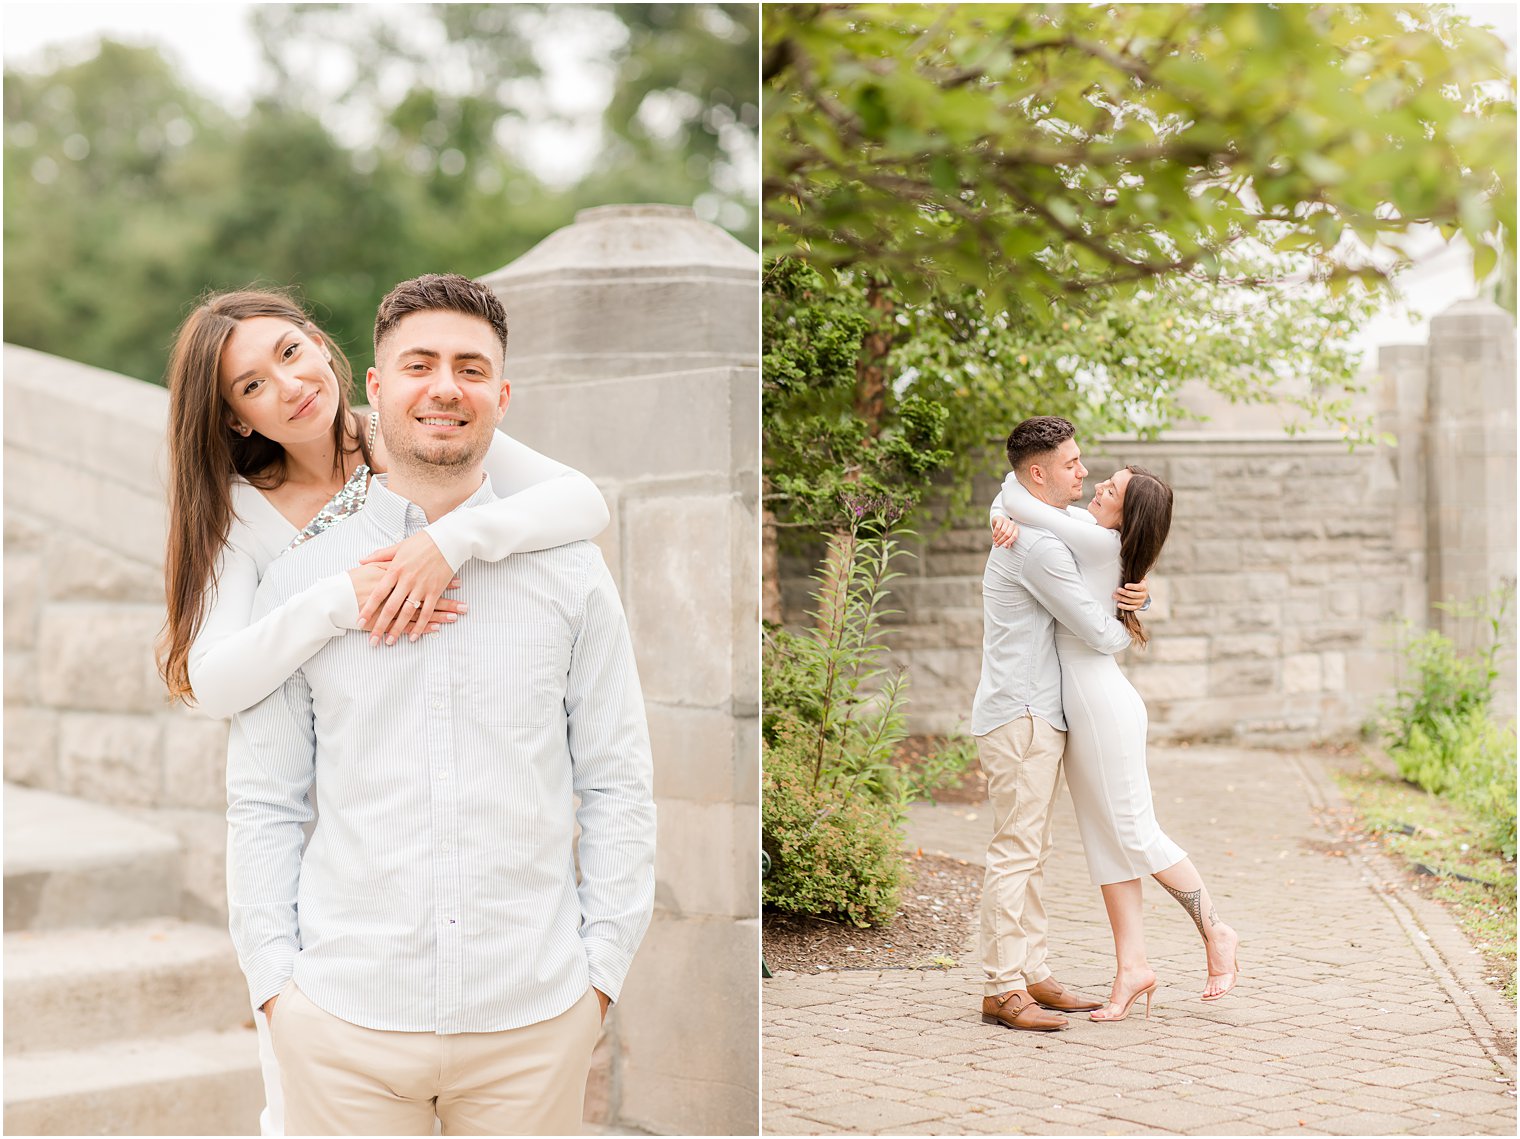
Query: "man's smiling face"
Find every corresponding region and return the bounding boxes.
[367,309,509,474]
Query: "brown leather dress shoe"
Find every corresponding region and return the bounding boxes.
[981,990,1069,1032]
[1027,977,1104,1012]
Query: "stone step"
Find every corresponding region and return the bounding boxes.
[4,784,181,931]
[4,920,251,1055]
[2,1028,262,1136]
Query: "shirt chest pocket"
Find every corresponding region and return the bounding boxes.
[467,620,571,727]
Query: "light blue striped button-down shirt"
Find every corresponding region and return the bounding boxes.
[226,475,656,1034]
[969,518,1132,737]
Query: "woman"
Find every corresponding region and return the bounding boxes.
[992,466,1240,1022]
[156,287,609,1133]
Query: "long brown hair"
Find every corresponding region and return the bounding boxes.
[157,289,364,703]
[1117,465,1174,647]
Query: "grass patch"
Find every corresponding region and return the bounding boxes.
[1334,754,1516,1002]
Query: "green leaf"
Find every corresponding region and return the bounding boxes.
[1046,196,1080,230]
[1473,242,1498,282]
[929,154,959,194]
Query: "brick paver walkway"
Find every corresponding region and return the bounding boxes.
[763,746,1516,1135]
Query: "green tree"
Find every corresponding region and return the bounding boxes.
[4,4,757,387]
[601,3,761,242]
[759,4,1512,621]
[3,42,238,382]
[765,3,1515,308]
[251,3,759,246]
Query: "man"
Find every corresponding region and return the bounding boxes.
[971,415,1146,1032]
[227,274,655,1133]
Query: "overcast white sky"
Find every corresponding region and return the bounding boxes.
[1,2,620,184]
[5,4,266,113]
[4,2,1514,363]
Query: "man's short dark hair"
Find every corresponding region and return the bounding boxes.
[373,273,509,361]
[1006,416,1075,470]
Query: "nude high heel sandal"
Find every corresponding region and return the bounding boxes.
[1090,981,1157,1022]
[1201,951,1240,1002]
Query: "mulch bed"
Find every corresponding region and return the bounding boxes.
[763,852,984,973]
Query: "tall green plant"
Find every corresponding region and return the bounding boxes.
[763,495,918,816]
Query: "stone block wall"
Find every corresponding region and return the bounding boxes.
[4,346,235,923]
[778,299,1516,742]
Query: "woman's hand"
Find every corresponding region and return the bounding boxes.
[347,563,462,643]
[350,533,468,645]
[990,516,1020,548]
[1114,579,1150,612]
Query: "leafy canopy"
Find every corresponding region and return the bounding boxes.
[765,3,1516,309]
[761,3,1514,536]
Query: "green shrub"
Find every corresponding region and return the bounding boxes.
[762,724,904,927]
[1376,586,1516,860]
[903,734,979,804]
[1380,629,1493,758]
[1455,712,1517,860]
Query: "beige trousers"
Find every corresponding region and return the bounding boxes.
[976,713,1066,996]
[270,982,602,1136]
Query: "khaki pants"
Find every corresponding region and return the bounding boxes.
[976,713,1066,996]
[270,982,601,1136]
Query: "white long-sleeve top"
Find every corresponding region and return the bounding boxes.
[188,430,609,718]
[991,474,1122,599]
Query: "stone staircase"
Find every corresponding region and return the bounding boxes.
[3,784,262,1135]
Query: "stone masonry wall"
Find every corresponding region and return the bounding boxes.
[4,345,234,923]
[783,436,1416,743]
[779,300,1516,742]
[483,205,759,1136]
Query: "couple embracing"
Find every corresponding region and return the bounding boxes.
[159,274,655,1133]
[971,416,1240,1030]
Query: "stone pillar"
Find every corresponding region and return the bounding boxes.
[1424,299,1517,716]
[1376,342,1432,627]
[481,204,758,1135]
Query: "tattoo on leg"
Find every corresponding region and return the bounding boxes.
[1161,882,1206,940]
[1207,904,1220,928]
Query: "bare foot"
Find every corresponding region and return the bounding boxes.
[1090,967,1157,1022]
[1201,922,1240,1001]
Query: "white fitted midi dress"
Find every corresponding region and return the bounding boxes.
[996,476,1186,886]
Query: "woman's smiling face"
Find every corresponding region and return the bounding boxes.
[218,316,340,446]
[1087,467,1132,530]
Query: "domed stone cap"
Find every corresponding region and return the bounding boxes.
[1428,296,1514,342]
[1434,296,1510,319]
[482,203,755,286]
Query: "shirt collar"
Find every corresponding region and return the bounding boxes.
[365,471,497,533]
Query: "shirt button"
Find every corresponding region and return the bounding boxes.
[431,699,444,711]
[441,841,451,852]
[436,770,448,780]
